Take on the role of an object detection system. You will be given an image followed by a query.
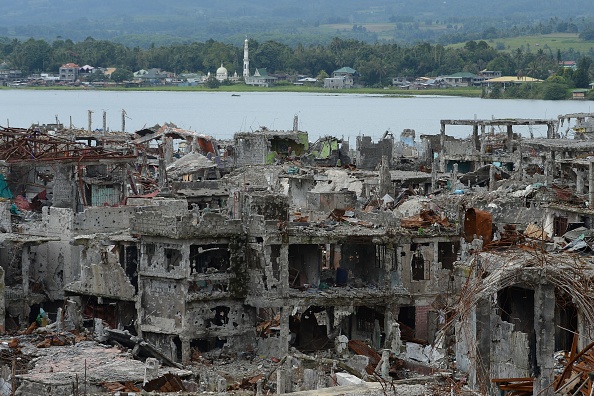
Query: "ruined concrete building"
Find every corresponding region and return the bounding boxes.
[2,113,594,395]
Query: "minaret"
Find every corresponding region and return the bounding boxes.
[243,37,250,78]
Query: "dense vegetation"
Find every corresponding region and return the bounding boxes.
[2,36,581,89]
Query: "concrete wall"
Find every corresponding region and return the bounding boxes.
[235,135,268,166]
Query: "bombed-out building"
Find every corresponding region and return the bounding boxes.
[2,113,594,395]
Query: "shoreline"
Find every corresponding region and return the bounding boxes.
[0,84,483,98]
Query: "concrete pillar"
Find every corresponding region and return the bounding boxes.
[472,123,480,151]
[217,377,227,395]
[480,125,486,152]
[439,121,446,172]
[507,124,513,153]
[431,160,437,192]
[21,246,30,297]
[56,308,64,332]
[451,163,458,192]
[158,157,166,189]
[547,122,555,139]
[489,165,496,192]
[550,150,556,180]
[64,299,81,331]
[0,267,4,334]
[544,153,551,186]
[256,379,263,395]
[533,284,555,396]
[379,155,391,197]
[303,369,317,391]
[589,159,594,208]
[332,244,341,270]
[181,338,191,364]
[163,136,174,165]
[380,349,390,379]
[277,368,286,394]
[279,306,290,358]
[576,169,584,195]
[280,244,289,297]
[53,165,76,209]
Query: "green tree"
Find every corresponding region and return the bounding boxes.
[541,82,569,100]
[110,68,133,82]
[573,57,593,88]
[205,74,220,88]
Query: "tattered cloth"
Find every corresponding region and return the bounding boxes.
[400,210,451,229]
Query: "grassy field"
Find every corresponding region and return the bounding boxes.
[450,33,594,54]
[9,84,482,97]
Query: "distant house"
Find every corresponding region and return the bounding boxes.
[411,77,447,89]
[133,68,171,85]
[295,77,318,86]
[560,61,577,70]
[79,65,94,74]
[572,89,589,100]
[324,76,353,89]
[245,68,277,87]
[59,63,79,82]
[392,77,412,89]
[443,72,476,87]
[325,67,358,88]
[0,63,21,85]
[473,70,502,86]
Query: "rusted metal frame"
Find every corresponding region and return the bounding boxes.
[555,341,594,391]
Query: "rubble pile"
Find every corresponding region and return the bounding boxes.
[1,113,594,395]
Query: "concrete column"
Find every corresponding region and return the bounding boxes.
[480,124,486,166]
[439,121,446,172]
[21,246,30,297]
[507,124,513,153]
[256,379,263,395]
[217,377,227,394]
[547,122,555,139]
[576,169,584,195]
[279,306,290,358]
[533,284,555,396]
[280,244,289,297]
[332,244,341,270]
[472,123,479,151]
[489,165,496,192]
[158,157,166,189]
[480,125,486,150]
[431,160,437,192]
[277,368,286,394]
[550,150,556,180]
[163,136,174,165]
[0,267,4,334]
[303,369,317,391]
[544,153,551,186]
[181,338,191,364]
[589,159,594,208]
[380,349,390,379]
[451,163,458,192]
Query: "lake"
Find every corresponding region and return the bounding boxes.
[1,90,593,141]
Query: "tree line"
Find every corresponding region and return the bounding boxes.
[0,36,587,88]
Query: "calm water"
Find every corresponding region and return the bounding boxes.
[1,90,593,141]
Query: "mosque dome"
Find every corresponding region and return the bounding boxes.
[216,63,228,81]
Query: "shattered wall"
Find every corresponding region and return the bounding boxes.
[355,136,393,170]
[65,238,136,301]
[234,135,268,166]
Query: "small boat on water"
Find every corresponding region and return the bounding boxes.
[231,94,240,97]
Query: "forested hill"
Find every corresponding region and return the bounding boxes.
[1,0,593,47]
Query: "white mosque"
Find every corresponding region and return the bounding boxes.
[211,38,276,86]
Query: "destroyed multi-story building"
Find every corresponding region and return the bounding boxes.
[4,112,594,395]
